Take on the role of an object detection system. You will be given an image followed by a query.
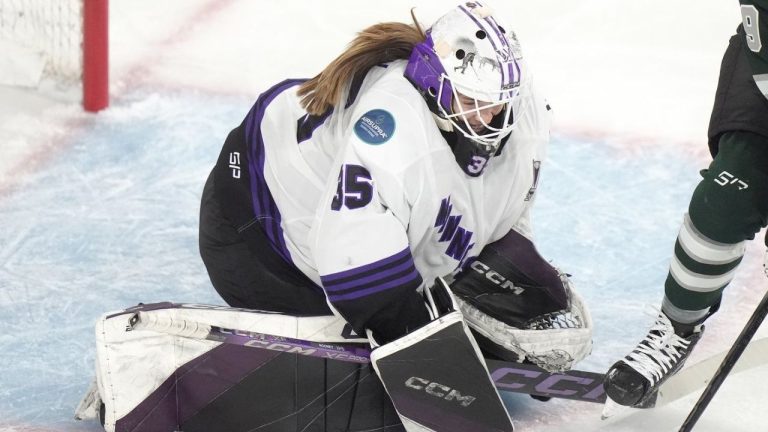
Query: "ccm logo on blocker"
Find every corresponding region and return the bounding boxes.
[404,377,477,407]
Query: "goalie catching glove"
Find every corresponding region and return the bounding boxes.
[447,229,593,372]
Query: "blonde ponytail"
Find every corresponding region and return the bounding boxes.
[297,20,425,116]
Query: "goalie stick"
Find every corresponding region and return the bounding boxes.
[127,312,373,363]
[128,311,608,404]
[129,311,768,408]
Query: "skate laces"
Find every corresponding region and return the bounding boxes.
[623,310,691,385]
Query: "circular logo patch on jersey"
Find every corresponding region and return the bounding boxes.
[354,109,395,145]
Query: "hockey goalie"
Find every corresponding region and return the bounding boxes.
[76,3,593,431]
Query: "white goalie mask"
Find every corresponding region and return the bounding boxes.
[405,2,525,156]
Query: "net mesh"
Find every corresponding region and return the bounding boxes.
[524,310,585,330]
[0,0,82,81]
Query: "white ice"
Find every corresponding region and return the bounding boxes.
[0,1,766,431]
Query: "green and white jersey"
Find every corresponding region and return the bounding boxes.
[740,0,768,98]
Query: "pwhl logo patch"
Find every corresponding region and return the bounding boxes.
[354,109,395,145]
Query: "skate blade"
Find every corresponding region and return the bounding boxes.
[601,389,659,420]
[601,397,633,420]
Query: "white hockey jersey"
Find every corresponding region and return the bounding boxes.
[253,60,551,307]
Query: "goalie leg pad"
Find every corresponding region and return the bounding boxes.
[87,302,395,432]
[371,310,514,432]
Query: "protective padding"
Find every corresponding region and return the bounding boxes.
[89,303,366,431]
[456,286,593,372]
[370,311,514,432]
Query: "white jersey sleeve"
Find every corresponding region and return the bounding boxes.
[310,85,433,338]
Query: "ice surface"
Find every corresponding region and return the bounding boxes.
[0,1,765,431]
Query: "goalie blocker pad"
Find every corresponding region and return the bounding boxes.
[371,311,514,432]
[448,229,593,371]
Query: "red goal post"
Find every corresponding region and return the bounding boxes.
[0,0,108,112]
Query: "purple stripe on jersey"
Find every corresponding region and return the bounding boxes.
[245,106,269,222]
[244,79,305,263]
[327,269,422,302]
[322,258,416,292]
[320,247,412,283]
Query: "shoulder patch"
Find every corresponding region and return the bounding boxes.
[354,109,395,145]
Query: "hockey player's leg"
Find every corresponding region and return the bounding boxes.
[370,279,515,432]
[199,169,331,316]
[604,131,768,407]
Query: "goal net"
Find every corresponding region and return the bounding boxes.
[0,0,108,111]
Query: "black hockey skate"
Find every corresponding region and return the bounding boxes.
[603,312,703,407]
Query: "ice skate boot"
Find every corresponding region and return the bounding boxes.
[603,312,703,407]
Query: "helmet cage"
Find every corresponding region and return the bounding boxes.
[439,74,518,148]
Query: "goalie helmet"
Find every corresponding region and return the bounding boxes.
[405,2,525,175]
